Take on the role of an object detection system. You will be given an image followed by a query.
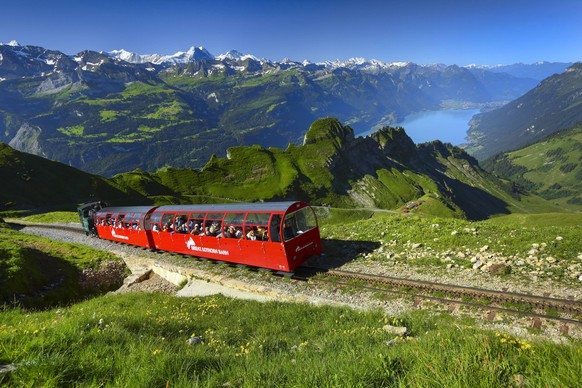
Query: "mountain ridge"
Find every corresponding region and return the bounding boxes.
[466,62,582,160]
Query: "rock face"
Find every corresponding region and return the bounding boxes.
[8,123,44,156]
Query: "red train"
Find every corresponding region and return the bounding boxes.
[81,201,322,272]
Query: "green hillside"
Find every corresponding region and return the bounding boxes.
[1,117,563,219]
[112,118,553,220]
[482,124,582,211]
[0,142,148,211]
[1,44,539,176]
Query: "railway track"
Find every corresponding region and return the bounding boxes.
[298,266,582,327]
[9,222,87,235]
[16,222,582,328]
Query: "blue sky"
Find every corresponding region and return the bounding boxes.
[1,0,580,65]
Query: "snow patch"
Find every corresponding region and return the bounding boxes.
[207,92,219,103]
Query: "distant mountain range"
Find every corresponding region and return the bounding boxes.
[106,44,569,81]
[465,62,573,81]
[0,41,573,176]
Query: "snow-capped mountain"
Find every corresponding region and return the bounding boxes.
[107,46,214,65]
[215,49,261,62]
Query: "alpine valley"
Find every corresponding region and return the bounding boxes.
[0,41,571,176]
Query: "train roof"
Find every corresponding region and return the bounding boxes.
[154,201,308,213]
[96,206,157,214]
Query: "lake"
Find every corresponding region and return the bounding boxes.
[356,109,480,145]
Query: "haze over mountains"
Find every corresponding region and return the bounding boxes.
[1,41,574,176]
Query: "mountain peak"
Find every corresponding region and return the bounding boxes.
[1,40,21,47]
[216,49,260,62]
[107,46,214,65]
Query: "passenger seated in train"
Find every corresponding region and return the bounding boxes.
[246,228,257,240]
[256,227,268,241]
[152,224,160,231]
[224,226,242,238]
[163,221,174,232]
[190,223,201,235]
[205,222,220,236]
[178,221,189,234]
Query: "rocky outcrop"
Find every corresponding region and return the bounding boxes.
[8,123,44,156]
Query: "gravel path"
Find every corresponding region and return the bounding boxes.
[16,222,582,341]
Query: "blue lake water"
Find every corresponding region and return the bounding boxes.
[357,109,480,145]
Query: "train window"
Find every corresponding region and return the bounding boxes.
[223,213,244,238]
[245,213,270,225]
[244,213,271,241]
[144,213,153,230]
[283,207,317,241]
[174,214,189,233]
[161,213,176,232]
[149,212,162,231]
[204,213,224,237]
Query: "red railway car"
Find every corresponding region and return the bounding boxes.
[93,201,322,272]
[94,206,159,249]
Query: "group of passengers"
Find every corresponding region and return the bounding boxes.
[97,217,140,230]
[154,218,269,241]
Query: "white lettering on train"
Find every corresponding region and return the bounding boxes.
[186,237,230,256]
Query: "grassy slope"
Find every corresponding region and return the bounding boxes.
[112,118,539,220]
[466,63,582,160]
[482,124,582,211]
[0,222,124,307]
[1,293,579,387]
[1,116,567,220]
[2,209,581,385]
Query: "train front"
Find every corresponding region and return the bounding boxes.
[280,202,323,271]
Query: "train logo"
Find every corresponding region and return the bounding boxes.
[111,229,129,240]
[186,237,197,250]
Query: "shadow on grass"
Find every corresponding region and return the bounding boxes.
[303,238,381,270]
